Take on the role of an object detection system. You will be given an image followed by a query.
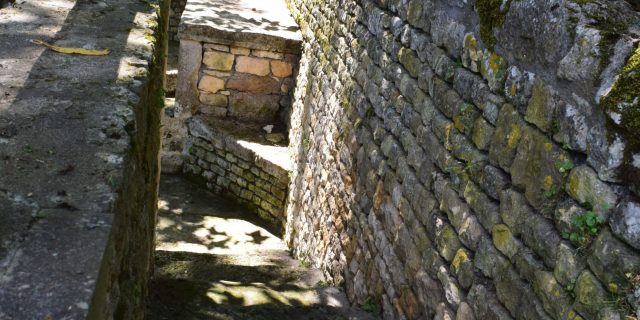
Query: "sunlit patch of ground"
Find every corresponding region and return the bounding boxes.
[146,175,376,320]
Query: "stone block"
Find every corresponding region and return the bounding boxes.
[203,51,235,71]
[510,127,569,217]
[252,49,283,60]
[474,236,509,278]
[236,56,270,76]
[270,60,293,77]
[229,93,280,122]
[588,230,640,290]
[467,284,512,320]
[489,103,525,171]
[532,271,574,319]
[499,189,532,236]
[524,79,560,133]
[566,165,618,216]
[226,74,280,94]
[198,75,225,93]
[554,242,585,287]
[451,248,474,290]
[204,43,230,52]
[522,213,561,268]
[472,117,495,151]
[492,224,520,259]
[610,198,640,250]
[573,271,608,318]
[231,47,250,55]
[199,92,228,107]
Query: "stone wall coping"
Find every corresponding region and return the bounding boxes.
[178,0,302,54]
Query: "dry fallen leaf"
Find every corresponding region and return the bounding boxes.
[31,39,110,56]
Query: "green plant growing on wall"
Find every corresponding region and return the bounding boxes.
[302,137,310,150]
[561,210,605,247]
[361,296,381,314]
[556,160,575,177]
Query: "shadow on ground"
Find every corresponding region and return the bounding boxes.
[146,175,376,320]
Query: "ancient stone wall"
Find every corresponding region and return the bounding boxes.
[169,0,187,41]
[191,43,297,124]
[87,1,168,318]
[284,0,640,319]
[184,117,291,226]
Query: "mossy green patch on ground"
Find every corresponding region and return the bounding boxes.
[476,0,512,49]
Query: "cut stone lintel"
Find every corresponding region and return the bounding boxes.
[178,0,302,54]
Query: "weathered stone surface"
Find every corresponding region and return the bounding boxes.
[204,43,229,51]
[500,189,534,236]
[467,284,512,320]
[610,198,640,250]
[198,75,225,93]
[533,271,573,319]
[236,56,271,76]
[521,214,560,268]
[489,104,525,171]
[456,302,475,320]
[492,224,520,259]
[566,165,618,216]
[229,93,280,122]
[588,230,640,290]
[471,116,494,151]
[228,48,249,57]
[271,60,293,77]
[199,92,228,106]
[524,79,560,133]
[226,74,281,94]
[480,51,508,92]
[573,271,608,318]
[510,127,569,216]
[554,242,585,287]
[203,51,235,71]
[252,49,284,60]
[277,0,640,318]
[557,26,601,82]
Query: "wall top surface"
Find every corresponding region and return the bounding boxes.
[179,0,302,53]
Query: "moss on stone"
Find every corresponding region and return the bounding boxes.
[602,45,640,133]
[476,0,512,49]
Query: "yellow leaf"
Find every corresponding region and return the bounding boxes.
[32,39,110,56]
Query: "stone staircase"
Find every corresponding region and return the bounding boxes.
[146,175,375,320]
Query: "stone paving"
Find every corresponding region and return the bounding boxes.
[146,175,376,320]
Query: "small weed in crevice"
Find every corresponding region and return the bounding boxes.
[562,209,605,247]
[361,296,381,314]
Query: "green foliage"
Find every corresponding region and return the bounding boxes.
[555,160,575,176]
[22,144,33,154]
[364,106,374,119]
[302,137,310,150]
[360,296,381,314]
[544,184,561,198]
[562,210,605,246]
